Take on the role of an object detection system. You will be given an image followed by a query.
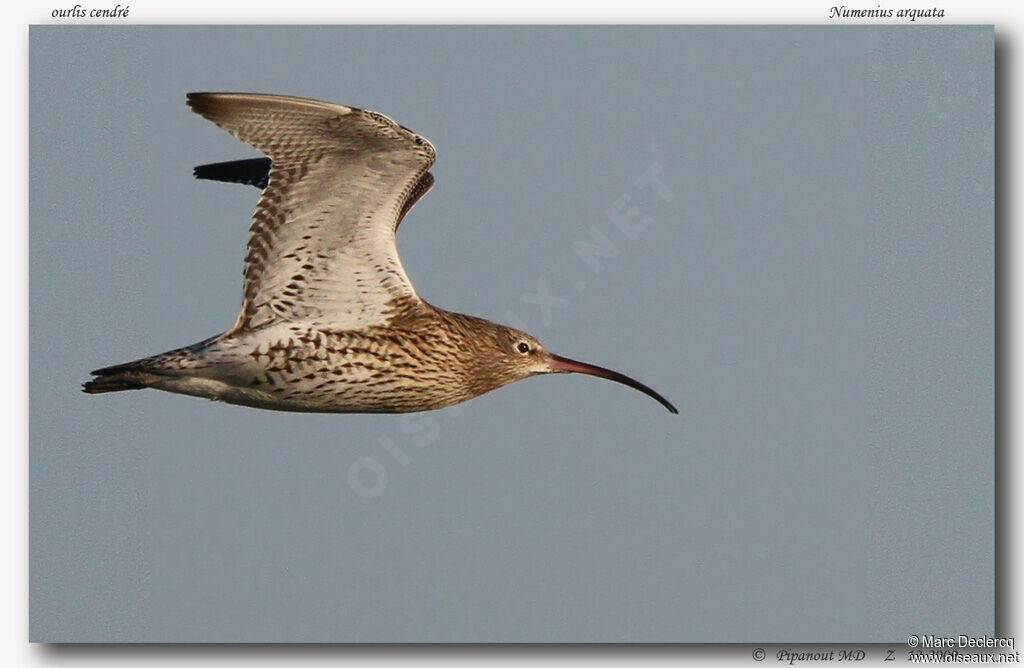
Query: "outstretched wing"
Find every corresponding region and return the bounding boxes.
[186,92,437,332]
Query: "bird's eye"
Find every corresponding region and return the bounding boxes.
[516,342,531,354]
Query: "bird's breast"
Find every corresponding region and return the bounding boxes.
[231,325,473,413]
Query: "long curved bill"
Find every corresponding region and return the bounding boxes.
[548,354,678,414]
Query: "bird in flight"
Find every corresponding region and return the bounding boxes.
[83,93,677,414]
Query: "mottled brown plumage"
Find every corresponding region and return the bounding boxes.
[84,93,676,414]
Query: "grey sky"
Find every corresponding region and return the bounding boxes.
[31,25,993,641]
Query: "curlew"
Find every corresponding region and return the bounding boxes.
[83,93,677,414]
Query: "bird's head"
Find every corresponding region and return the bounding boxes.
[459,316,677,414]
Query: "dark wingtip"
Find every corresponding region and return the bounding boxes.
[192,157,272,189]
[185,92,226,120]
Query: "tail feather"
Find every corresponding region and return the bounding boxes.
[89,360,143,377]
[84,355,164,393]
[82,371,147,394]
[84,337,224,396]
